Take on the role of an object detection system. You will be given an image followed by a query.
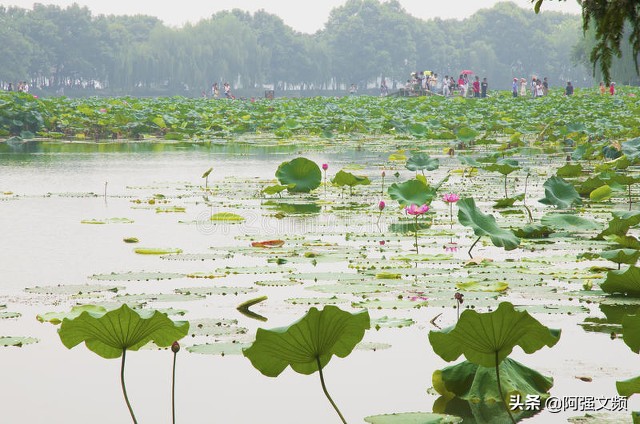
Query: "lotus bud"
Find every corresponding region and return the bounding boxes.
[171,341,180,353]
[378,201,385,211]
[322,163,328,171]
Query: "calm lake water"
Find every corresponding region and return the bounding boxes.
[0,141,637,423]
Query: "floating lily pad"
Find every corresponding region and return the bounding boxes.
[134,247,183,255]
[352,299,429,310]
[90,272,185,281]
[210,212,245,222]
[255,279,302,287]
[175,286,258,296]
[356,342,392,351]
[0,311,21,319]
[188,319,248,337]
[364,412,462,424]
[0,336,39,347]
[567,412,634,423]
[185,272,227,279]
[37,305,109,324]
[155,206,186,213]
[160,253,227,261]
[456,281,509,292]
[285,297,349,305]
[112,293,205,303]
[81,218,134,224]
[372,316,415,329]
[306,284,394,295]
[25,284,122,295]
[540,213,599,231]
[123,237,139,243]
[187,342,251,356]
[216,266,294,275]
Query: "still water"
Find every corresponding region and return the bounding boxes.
[0,141,636,423]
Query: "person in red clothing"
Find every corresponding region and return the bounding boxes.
[472,76,480,98]
[609,82,615,95]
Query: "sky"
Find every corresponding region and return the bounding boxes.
[2,0,582,33]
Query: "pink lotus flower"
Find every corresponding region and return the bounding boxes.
[409,291,428,301]
[378,201,385,211]
[442,193,460,203]
[405,204,429,215]
[322,163,328,171]
[379,240,386,246]
[99,108,107,114]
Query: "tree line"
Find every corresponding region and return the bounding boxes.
[0,0,637,96]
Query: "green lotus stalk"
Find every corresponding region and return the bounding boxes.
[171,341,180,424]
[316,356,347,424]
[414,215,419,254]
[120,349,137,424]
[405,204,429,255]
[381,170,386,196]
[495,351,516,424]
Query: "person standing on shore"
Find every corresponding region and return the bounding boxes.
[481,77,488,98]
[512,78,518,97]
[472,76,480,98]
[609,82,615,95]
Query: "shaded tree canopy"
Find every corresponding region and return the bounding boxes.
[533,0,640,83]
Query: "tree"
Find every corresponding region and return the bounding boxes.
[533,0,640,83]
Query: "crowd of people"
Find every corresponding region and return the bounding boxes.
[394,71,490,98]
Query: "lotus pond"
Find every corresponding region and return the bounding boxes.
[1,93,640,424]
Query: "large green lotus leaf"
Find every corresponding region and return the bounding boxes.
[58,304,189,359]
[428,302,560,368]
[556,163,583,178]
[598,211,640,239]
[457,198,520,251]
[600,249,640,265]
[364,412,462,424]
[540,213,599,231]
[331,170,371,187]
[601,266,640,296]
[538,176,582,209]
[483,159,519,176]
[456,127,478,142]
[432,358,553,403]
[617,375,640,397]
[512,223,554,239]
[590,185,613,202]
[577,176,608,196]
[243,305,369,376]
[622,313,640,353]
[406,153,440,172]
[622,137,640,161]
[434,395,540,424]
[388,179,436,206]
[275,157,321,193]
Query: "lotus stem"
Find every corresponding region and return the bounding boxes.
[414,215,419,255]
[104,181,108,199]
[172,349,177,424]
[495,352,516,424]
[629,184,633,211]
[449,203,453,229]
[376,210,382,226]
[468,236,481,259]
[381,175,385,196]
[316,356,347,424]
[205,176,208,189]
[120,349,138,424]
[323,171,327,195]
[504,175,508,198]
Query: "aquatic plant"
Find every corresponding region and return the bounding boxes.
[57,304,189,423]
[429,302,561,424]
[243,305,370,423]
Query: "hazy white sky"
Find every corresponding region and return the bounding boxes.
[3,0,581,33]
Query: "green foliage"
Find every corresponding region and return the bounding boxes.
[617,314,640,398]
[364,413,462,424]
[58,304,189,358]
[457,198,520,252]
[538,176,582,209]
[331,170,371,188]
[388,179,437,207]
[601,266,640,296]
[275,157,321,193]
[406,153,439,172]
[428,302,561,368]
[600,249,640,266]
[243,305,370,376]
[432,358,554,403]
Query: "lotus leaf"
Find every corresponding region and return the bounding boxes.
[210,212,245,222]
[598,211,640,239]
[455,281,508,292]
[456,127,478,142]
[187,342,251,356]
[37,304,109,324]
[601,266,640,296]
[364,412,462,424]
[540,213,599,231]
[388,179,437,206]
[275,157,321,193]
[556,163,583,178]
[134,247,182,255]
[512,224,554,239]
[538,176,582,209]
[483,159,519,176]
[243,305,369,376]
[331,170,371,188]
[590,185,613,201]
[457,198,520,252]
[58,304,189,358]
[406,152,440,172]
[262,184,291,195]
[0,336,38,347]
[432,358,553,403]
[600,249,640,266]
[622,137,640,161]
[617,314,640,399]
[428,302,561,368]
